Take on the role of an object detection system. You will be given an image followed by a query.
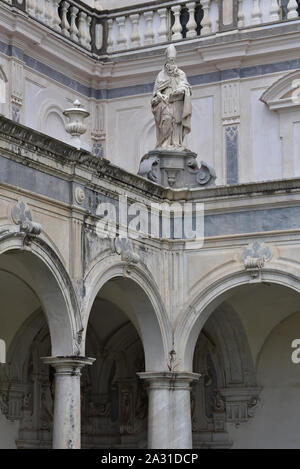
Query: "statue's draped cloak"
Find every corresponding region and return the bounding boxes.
[152,66,192,149]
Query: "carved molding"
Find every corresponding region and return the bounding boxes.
[218,387,261,424]
[0,115,166,199]
[222,81,240,121]
[261,70,300,111]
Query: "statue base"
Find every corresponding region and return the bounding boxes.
[138,149,216,189]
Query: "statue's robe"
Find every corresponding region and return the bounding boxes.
[151,66,192,149]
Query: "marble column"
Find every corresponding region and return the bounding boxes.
[42,356,95,449]
[138,372,199,449]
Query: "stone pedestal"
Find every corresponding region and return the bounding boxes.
[42,356,95,449]
[138,149,216,189]
[138,371,200,449]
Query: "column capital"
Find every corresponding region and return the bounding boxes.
[42,356,95,375]
[138,371,200,390]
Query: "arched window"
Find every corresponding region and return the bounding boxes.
[0,339,6,364]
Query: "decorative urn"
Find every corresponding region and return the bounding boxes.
[63,99,90,149]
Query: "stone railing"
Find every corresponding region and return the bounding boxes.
[106,1,216,53]
[106,0,300,53]
[4,0,106,54]
[2,0,300,56]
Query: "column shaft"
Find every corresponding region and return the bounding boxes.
[139,371,199,449]
[42,356,95,449]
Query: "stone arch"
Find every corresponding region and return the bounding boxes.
[38,99,68,142]
[175,266,300,370]
[196,303,257,388]
[0,310,54,447]
[84,260,171,372]
[0,230,81,357]
[191,303,258,448]
[260,69,300,110]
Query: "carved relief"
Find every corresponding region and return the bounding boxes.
[11,61,24,123]
[113,237,141,264]
[91,101,106,158]
[242,241,272,278]
[11,200,42,236]
[222,82,240,121]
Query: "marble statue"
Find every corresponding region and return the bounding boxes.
[151,45,192,150]
[138,45,216,188]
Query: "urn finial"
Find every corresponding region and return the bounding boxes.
[63,99,90,149]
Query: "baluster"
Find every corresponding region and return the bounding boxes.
[27,0,36,16]
[78,12,86,46]
[78,12,91,49]
[171,5,183,41]
[116,16,127,51]
[61,1,70,37]
[237,0,245,28]
[269,0,280,21]
[186,2,197,38]
[201,0,212,35]
[107,19,115,53]
[86,16,92,50]
[287,0,299,19]
[144,11,154,45]
[157,8,169,42]
[251,0,262,25]
[130,14,141,48]
[70,6,79,41]
[52,0,62,32]
[35,0,43,21]
[45,0,52,26]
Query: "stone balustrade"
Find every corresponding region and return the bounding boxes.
[4,0,104,53]
[2,0,300,55]
[106,1,219,53]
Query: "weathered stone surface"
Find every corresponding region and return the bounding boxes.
[139,149,216,188]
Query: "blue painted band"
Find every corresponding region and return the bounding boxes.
[1,39,300,100]
[0,155,299,238]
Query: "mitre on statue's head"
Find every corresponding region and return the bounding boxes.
[165,44,177,61]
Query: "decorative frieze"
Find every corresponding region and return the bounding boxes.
[91,101,106,159]
[225,125,239,185]
[222,82,240,185]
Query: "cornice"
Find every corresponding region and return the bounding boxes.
[1,3,300,90]
[1,117,300,210]
[0,115,167,200]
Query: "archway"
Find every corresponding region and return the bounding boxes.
[0,233,80,449]
[82,275,165,448]
[183,277,300,449]
[81,260,170,449]
[0,232,81,356]
[84,262,170,372]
